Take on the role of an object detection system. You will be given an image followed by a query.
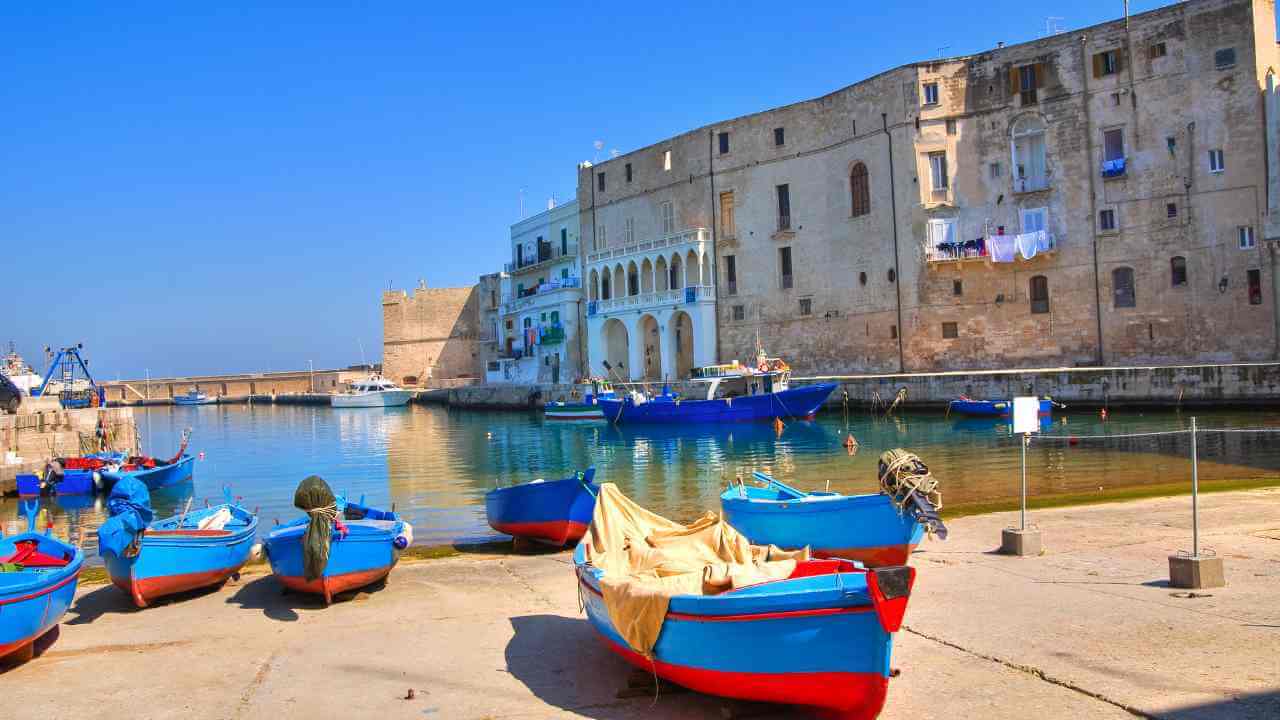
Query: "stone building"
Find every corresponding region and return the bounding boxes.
[577,0,1280,375]
[381,280,482,387]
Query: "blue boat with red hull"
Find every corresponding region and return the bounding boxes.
[485,468,596,546]
[0,502,84,664]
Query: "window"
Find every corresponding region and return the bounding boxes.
[1239,226,1256,249]
[1029,275,1050,314]
[1149,42,1167,59]
[1021,207,1047,234]
[1093,49,1122,77]
[1012,115,1048,192]
[887,268,896,283]
[716,189,737,234]
[1112,267,1136,308]
[732,305,745,321]
[1099,209,1117,231]
[929,152,948,191]
[941,322,958,339]
[1209,149,1225,173]
[1248,269,1262,305]
[718,131,730,155]
[1167,203,1178,219]
[560,268,568,279]
[890,325,898,339]
[1214,48,1236,69]
[661,201,675,235]
[523,317,532,328]
[560,227,568,253]
[596,224,607,249]
[628,266,638,295]
[724,255,737,295]
[1166,136,1176,154]
[859,271,867,286]
[601,273,610,300]
[799,298,812,316]
[922,82,939,105]
[1171,256,1187,286]
[625,163,632,183]
[597,172,605,191]
[946,118,957,135]
[1015,63,1041,106]
[662,150,672,171]
[953,279,963,296]
[540,312,546,322]
[990,162,1002,179]
[624,217,635,244]
[774,127,785,146]
[776,184,791,230]
[779,247,793,289]
[851,119,856,136]
[1103,129,1125,162]
[1111,92,1122,106]
[927,218,957,256]
[850,163,870,217]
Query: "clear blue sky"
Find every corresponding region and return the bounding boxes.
[3,1,1190,378]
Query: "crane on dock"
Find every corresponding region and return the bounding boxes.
[32,344,106,409]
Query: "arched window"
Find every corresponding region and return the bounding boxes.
[1112,267,1136,308]
[850,162,870,217]
[1011,115,1048,192]
[601,273,611,300]
[1170,256,1187,286]
[1029,275,1049,314]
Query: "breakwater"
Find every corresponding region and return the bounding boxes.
[0,406,137,494]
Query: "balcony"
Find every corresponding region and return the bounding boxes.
[926,232,1055,263]
[501,277,582,315]
[588,285,715,317]
[505,242,578,274]
[586,227,710,265]
[1014,174,1049,194]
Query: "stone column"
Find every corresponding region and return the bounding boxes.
[1270,240,1280,360]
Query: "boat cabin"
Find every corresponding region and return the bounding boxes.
[345,375,401,394]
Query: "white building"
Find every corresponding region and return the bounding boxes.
[485,199,584,384]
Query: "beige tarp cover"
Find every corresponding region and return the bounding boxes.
[583,483,809,657]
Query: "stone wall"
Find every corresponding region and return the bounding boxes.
[1,407,138,493]
[382,280,482,387]
[101,369,365,403]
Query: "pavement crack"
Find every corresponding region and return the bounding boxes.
[497,559,555,608]
[235,650,279,718]
[902,624,1154,718]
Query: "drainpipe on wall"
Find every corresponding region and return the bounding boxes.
[1080,34,1106,366]
[883,113,906,374]
[708,129,722,366]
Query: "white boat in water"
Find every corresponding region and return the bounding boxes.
[331,375,413,408]
[174,390,216,406]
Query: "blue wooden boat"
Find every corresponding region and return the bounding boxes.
[485,468,596,545]
[99,481,258,608]
[102,454,195,492]
[599,366,836,424]
[576,543,913,719]
[263,483,410,605]
[948,397,1054,417]
[721,472,946,567]
[0,502,84,664]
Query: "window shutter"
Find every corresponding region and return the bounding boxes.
[1092,53,1104,78]
[1033,62,1045,88]
[1008,67,1020,95]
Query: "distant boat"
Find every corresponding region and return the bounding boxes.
[0,502,84,664]
[331,375,412,408]
[485,468,597,545]
[173,390,216,406]
[947,397,1055,418]
[543,380,615,421]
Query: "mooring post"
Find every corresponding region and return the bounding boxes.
[1169,415,1224,588]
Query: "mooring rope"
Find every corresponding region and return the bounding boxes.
[877,449,942,531]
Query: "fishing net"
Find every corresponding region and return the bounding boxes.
[878,449,947,539]
[97,478,154,559]
[294,475,338,581]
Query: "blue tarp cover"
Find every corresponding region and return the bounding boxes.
[97,478,154,559]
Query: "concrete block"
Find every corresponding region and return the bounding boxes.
[1168,554,1225,589]
[1001,528,1042,556]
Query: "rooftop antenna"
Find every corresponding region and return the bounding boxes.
[610,149,620,158]
[518,188,524,218]
[935,45,951,59]
[1044,16,1064,36]
[593,140,604,163]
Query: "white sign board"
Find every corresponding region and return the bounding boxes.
[1012,396,1041,434]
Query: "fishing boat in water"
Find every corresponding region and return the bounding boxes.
[173,390,216,406]
[576,483,913,720]
[263,476,412,605]
[98,480,258,608]
[101,432,196,492]
[485,468,596,545]
[543,380,614,421]
[721,452,947,567]
[597,355,836,424]
[0,502,84,664]
[947,396,1055,418]
[331,375,412,408]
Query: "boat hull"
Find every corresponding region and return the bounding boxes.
[599,382,837,424]
[722,490,925,567]
[331,390,412,408]
[102,455,195,492]
[263,518,403,604]
[102,507,258,608]
[948,399,1053,417]
[0,533,84,663]
[544,403,604,421]
[574,544,902,720]
[173,398,216,406]
[485,471,596,546]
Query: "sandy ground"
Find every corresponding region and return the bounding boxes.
[3,488,1278,719]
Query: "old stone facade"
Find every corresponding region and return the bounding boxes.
[578,0,1280,375]
[382,280,482,387]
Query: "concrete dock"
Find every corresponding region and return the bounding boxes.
[4,489,1277,719]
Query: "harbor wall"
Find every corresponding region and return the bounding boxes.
[0,406,138,494]
[100,369,368,405]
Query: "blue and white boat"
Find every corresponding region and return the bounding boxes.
[0,502,84,664]
[544,381,615,421]
[947,397,1054,418]
[102,454,195,492]
[173,390,216,406]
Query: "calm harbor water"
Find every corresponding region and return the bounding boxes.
[4,403,1280,560]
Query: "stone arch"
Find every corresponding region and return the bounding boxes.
[669,310,695,378]
[641,258,654,293]
[601,268,612,299]
[602,318,630,376]
[627,260,640,296]
[638,314,662,381]
[655,255,669,291]
[850,161,870,217]
[685,249,700,287]
[613,264,625,299]
[589,268,600,301]
[669,253,683,290]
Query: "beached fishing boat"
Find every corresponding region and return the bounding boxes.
[98,480,258,608]
[543,380,614,421]
[598,355,836,424]
[576,484,913,720]
[721,457,947,567]
[0,502,84,664]
[948,397,1054,417]
[173,390,216,406]
[263,477,412,605]
[485,468,596,545]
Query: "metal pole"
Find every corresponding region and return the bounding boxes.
[1021,433,1028,530]
[1191,416,1199,557]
